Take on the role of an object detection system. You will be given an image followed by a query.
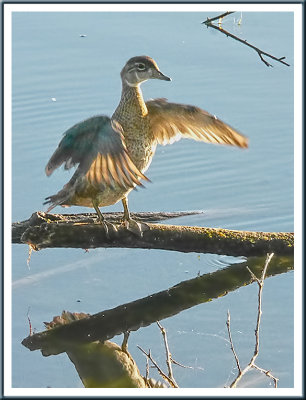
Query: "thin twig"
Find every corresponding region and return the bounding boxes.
[252,364,279,387]
[121,331,130,354]
[227,253,279,388]
[27,308,33,336]
[251,254,274,361]
[171,358,194,369]
[226,310,241,374]
[157,321,194,372]
[145,350,150,383]
[204,11,235,25]
[203,12,290,67]
[156,321,178,386]
[137,345,178,388]
[27,244,35,269]
[260,253,274,281]
[246,266,259,283]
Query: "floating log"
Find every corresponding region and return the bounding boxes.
[12,210,202,243]
[12,211,294,257]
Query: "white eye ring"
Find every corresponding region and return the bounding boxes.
[137,63,146,71]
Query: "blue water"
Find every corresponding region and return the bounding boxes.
[11,11,294,389]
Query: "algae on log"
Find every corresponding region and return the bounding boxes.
[12,212,293,257]
[22,255,293,356]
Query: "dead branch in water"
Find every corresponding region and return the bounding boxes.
[203,12,290,67]
[227,253,279,388]
[12,210,202,243]
[12,212,293,258]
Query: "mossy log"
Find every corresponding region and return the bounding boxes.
[12,210,202,243]
[12,211,293,257]
[22,255,293,356]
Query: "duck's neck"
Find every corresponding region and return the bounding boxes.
[113,82,148,121]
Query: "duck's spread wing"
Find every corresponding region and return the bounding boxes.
[45,115,148,190]
[146,99,248,148]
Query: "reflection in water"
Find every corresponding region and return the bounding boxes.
[22,255,293,387]
[44,312,167,388]
[67,340,147,388]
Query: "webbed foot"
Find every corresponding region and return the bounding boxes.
[92,199,118,239]
[95,218,118,239]
[123,218,150,237]
[121,197,150,237]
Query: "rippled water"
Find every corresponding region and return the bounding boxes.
[11,10,294,389]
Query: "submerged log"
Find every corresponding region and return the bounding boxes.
[22,255,293,355]
[12,211,293,257]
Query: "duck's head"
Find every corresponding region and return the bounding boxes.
[121,56,171,87]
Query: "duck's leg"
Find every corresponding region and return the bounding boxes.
[122,196,131,221]
[92,198,117,237]
[121,197,149,236]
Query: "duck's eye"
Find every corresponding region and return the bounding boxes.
[137,63,146,71]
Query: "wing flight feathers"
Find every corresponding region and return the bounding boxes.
[147,99,248,148]
[45,116,148,193]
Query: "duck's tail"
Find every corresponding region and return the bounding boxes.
[43,182,75,213]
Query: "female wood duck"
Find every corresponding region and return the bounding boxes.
[45,56,248,235]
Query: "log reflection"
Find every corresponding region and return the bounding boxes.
[22,255,293,356]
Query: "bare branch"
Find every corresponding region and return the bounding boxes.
[261,253,275,281]
[203,12,290,67]
[27,308,33,337]
[121,331,130,354]
[171,358,194,370]
[137,345,178,388]
[226,310,241,374]
[228,253,279,388]
[258,51,273,67]
[156,321,178,386]
[252,364,279,388]
[204,11,235,25]
[145,351,150,383]
[246,266,260,284]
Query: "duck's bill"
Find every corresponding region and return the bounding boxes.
[156,71,171,81]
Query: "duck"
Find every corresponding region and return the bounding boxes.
[44,55,248,235]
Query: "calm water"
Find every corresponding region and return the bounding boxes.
[11,11,294,389]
